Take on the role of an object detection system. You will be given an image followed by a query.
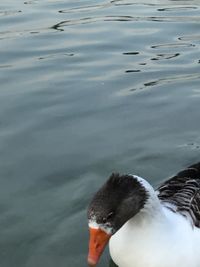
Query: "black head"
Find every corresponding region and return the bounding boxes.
[88,173,148,234]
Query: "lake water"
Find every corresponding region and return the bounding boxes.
[0,0,200,266]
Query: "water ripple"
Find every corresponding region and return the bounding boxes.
[38,53,74,61]
[0,64,12,69]
[116,73,200,96]
[151,53,180,60]
[125,69,141,73]
[111,0,200,6]
[151,43,195,49]
[143,73,200,88]
[157,6,198,11]
[24,0,38,4]
[179,35,200,41]
[0,10,22,17]
[123,52,139,55]
[51,15,200,30]
[58,3,111,13]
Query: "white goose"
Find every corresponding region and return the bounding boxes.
[87,162,200,267]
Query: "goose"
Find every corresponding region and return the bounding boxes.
[87,162,200,267]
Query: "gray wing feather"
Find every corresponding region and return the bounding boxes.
[157,162,200,227]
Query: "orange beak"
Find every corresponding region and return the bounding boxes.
[88,227,111,267]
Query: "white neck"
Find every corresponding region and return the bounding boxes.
[130,175,165,224]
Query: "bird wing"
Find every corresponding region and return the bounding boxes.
[156,162,200,227]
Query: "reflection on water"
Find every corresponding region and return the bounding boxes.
[150,53,180,60]
[51,14,200,29]
[58,3,112,13]
[151,43,195,48]
[0,10,22,16]
[0,0,200,267]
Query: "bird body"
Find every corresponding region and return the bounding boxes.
[109,176,200,267]
[87,163,200,267]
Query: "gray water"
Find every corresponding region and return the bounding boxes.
[0,0,200,266]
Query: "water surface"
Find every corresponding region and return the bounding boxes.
[0,0,200,266]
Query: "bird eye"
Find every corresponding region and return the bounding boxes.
[102,217,107,223]
[107,211,114,220]
[102,212,114,224]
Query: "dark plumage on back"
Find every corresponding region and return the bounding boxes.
[157,162,200,227]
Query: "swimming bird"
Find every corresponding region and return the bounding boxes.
[87,162,200,267]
